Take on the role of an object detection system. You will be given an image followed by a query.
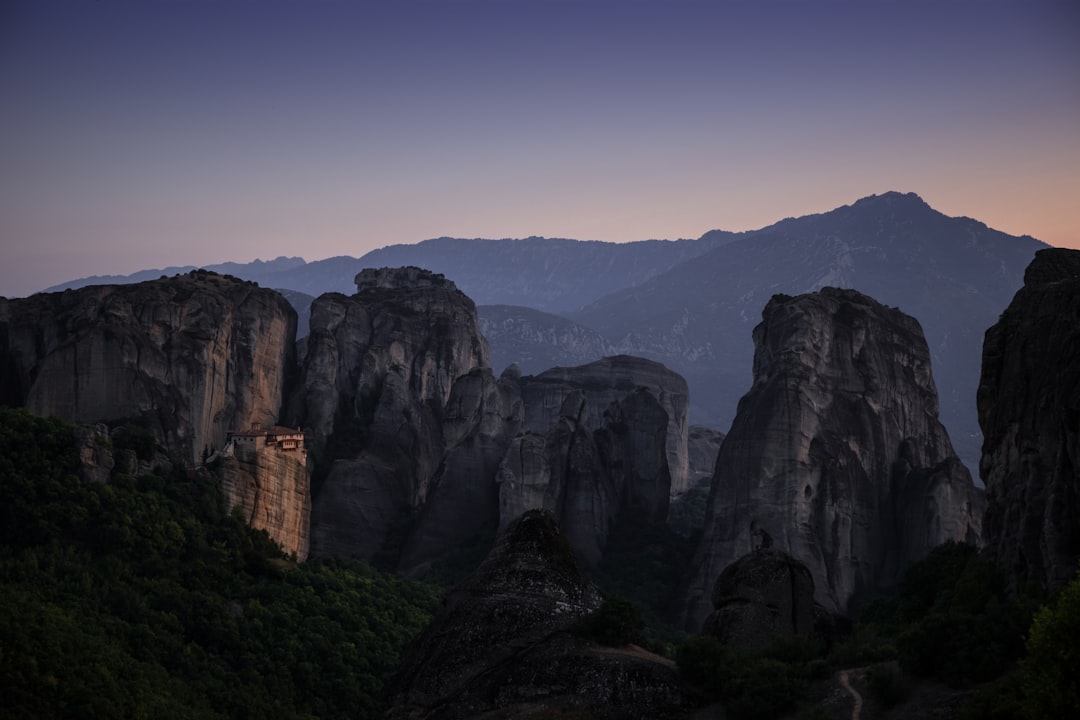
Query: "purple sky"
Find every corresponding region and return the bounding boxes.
[2,0,1078,298]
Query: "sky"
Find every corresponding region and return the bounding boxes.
[2,0,1078,298]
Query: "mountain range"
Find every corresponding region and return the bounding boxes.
[37,192,1046,471]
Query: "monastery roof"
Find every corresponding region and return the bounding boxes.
[266,425,303,436]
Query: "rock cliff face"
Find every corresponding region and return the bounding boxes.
[216,437,312,560]
[385,510,682,720]
[397,367,524,576]
[296,267,490,560]
[496,362,678,568]
[683,288,983,626]
[686,425,725,488]
[518,355,690,495]
[73,424,116,484]
[292,270,687,573]
[395,355,682,574]
[0,271,297,466]
[979,248,1080,592]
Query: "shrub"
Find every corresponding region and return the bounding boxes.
[574,597,646,647]
[676,634,728,687]
[841,541,1031,688]
[676,633,825,718]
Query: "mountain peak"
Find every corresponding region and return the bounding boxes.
[850,190,930,211]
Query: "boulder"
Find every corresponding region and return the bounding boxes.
[703,549,820,652]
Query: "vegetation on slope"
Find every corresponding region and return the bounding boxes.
[6,405,1077,719]
[0,408,440,720]
[674,541,1064,719]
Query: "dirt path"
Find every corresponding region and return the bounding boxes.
[839,670,863,720]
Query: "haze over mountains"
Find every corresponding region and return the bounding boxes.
[39,192,1046,471]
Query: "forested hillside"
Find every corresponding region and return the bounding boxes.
[0,409,440,720]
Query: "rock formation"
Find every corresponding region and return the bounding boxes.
[0,271,297,466]
[666,426,726,537]
[686,425,725,488]
[385,509,682,720]
[296,267,490,560]
[397,367,524,576]
[73,424,115,484]
[979,248,1080,592]
[497,370,675,568]
[216,426,312,560]
[683,288,984,627]
[703,549,820,652]
[292,270,687,573]
[518,355,690,495]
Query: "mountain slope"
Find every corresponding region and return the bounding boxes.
[355,234,739,313]
[477,304,617,375]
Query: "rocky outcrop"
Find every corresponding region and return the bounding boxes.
[703,549,820,652]
[216,435,311,560]
[397,367,524,576]
[0,271,297,466]
[683,288,984,626]
[518,355,690,495]
[296,267,490,560]
[385,510,682,720]
[73,424,115,484]
[979,248,1080,592]
[497,377,674,567]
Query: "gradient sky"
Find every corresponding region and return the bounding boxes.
[2,0,1078,298]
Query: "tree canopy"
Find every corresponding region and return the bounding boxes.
[0,408,439,719]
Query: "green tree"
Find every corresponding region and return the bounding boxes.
[574,596,646,646]
[1020,572,1080,718]
[0,408,441,720]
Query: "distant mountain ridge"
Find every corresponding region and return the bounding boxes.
[42,255,309,293]
[356,234,740,313]
[477,304,617,375]
[39,236,739,314]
